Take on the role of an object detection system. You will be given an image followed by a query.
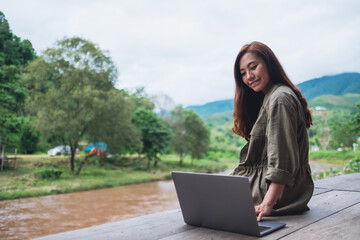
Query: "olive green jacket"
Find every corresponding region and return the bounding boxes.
[232,84,314,214]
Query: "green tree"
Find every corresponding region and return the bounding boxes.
[75,88,142,174]
[86,88,142,155]
[351,103,360,137]
[132,108,172,168]
[129,87,155,110]
[170,106,187,165]
[0,11,36,150]
[329,121,357,148]
[170,106,210,165]
[24,37,134,174]
[19,116,39,154]
[329,109,358,149]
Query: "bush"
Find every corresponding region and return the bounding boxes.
[36,169,62,180]
[312,157,360,180]
[206,150,238,161]
[343,158,360,174]
[312,168,341,180]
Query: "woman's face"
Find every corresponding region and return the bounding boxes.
[239,52,272,94]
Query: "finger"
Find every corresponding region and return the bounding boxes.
[254,205,260,215]
[257,211,263,222]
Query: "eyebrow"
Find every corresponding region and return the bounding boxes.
[240,60,257,71]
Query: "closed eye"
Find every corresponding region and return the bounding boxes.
[250,64,257,70]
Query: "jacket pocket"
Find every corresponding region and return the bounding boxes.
[248,123,267,163]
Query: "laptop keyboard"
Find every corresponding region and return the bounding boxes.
[259,225,271,232]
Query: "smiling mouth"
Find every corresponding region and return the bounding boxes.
[249,79,260,86]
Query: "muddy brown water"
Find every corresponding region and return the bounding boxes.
[0,181,180,240]
[1,161,343,240]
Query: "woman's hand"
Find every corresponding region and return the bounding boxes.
[255,182,285,222]
[255,202,274,222]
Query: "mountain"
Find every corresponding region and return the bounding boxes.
[187,72,360,121]
[204,111,233,127]
[297,72,360,101]
[309,93,360,111]
[187,99,233,119]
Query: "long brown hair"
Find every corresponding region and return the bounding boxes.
[232,41,312,140]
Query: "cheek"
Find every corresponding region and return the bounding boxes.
[242,77,249,86]
[258,66,269,79]
[242,77,246,84]
[257,66,265,75]
[264,71,271,82]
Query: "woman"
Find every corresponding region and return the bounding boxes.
[230,41,314,222]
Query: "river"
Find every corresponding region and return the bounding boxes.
[0,180,179,240]
[0,161,343,240]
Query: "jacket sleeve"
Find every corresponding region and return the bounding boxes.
[265,96,300,187]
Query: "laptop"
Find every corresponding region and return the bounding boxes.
[172,171,285,237]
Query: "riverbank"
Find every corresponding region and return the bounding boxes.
[309,150,360,180]
[309,150,359,163]
[0,154,232,201]
[1,151,359,201]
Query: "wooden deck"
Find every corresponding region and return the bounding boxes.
[34,173,360,240]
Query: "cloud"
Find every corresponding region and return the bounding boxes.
[1,0,360,106]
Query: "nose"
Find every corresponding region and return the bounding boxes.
[245,71,254,81]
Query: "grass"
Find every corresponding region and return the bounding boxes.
[0,153,234,201]
[2,150,359,200]
[309,150,360,163]
[309,150,360,180]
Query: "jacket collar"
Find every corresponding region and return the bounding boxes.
[263,83,282,106]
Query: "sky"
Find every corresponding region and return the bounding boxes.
[1,0,360,107]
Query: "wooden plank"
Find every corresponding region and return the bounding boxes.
[158,190,360,240]
[264,191,360,239]
[34,209,194,240]
[263,190,360,239]
[160,227,258,240]
[314,173,360,191]
[281,203,360,239]
[313,187,332,196]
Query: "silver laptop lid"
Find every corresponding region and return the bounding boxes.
[172,171,285,237]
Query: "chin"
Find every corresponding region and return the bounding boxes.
[251,86,263,92]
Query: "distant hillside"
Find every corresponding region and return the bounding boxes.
[203,93,360,127]
[309,93,360,111]
[298,72,360,100]
[204,111,232,127]
[187,99,233,119]
[187,72,360,121]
